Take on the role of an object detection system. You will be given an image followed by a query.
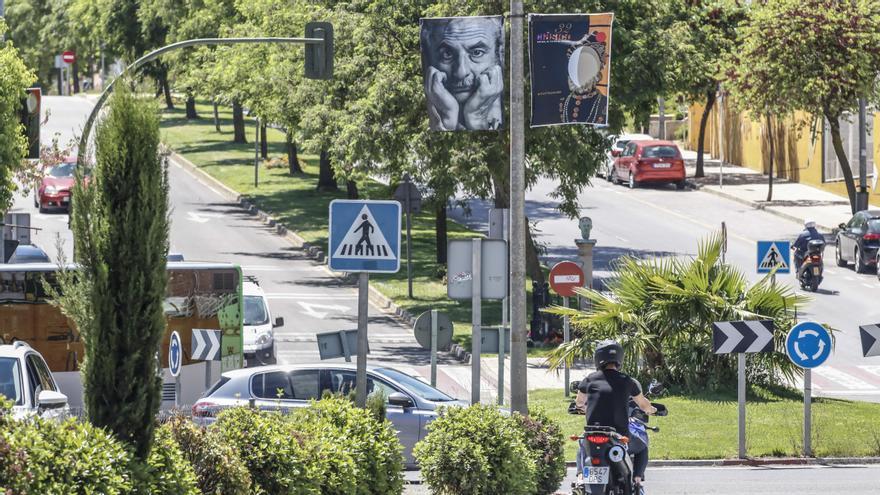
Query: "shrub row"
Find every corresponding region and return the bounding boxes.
[0,396,404,495]
[414,404,566,495]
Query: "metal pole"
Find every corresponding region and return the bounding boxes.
[175,374,181,409]
[406,178,413,298]
[205,361,212,390]
[356,272,369,408]
[804,369,812,456]
[564,296,570,397]
[718,85,724,188]
[658,97,666,140]
[509,0,528,415]
[858,98,868,211]
[254,117,259,188]
[471,237,482,404]
[738,353,746,459]
[500,297,507,406]
[430,309,438,387]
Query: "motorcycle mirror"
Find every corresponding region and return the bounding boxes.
[651,402,668,417]
[647,380,665,396]
[569,381,581,394]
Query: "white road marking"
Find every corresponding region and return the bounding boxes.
[813,367,877,390]
[857,365,880,378]
[863,283,876,289]
[266,294,355,301]
[297,301,349,319]
[845,276,857,282]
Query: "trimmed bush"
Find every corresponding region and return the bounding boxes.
[163,415,252,495]
[288,395,404,495]
[414,404,537,495]
[513,409,566,495]
[215,407,321,495]
[133,424,200,495]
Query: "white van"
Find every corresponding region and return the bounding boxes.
[243,278,283,365]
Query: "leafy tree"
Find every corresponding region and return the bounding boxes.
[724,0,880,213]
[547,234,805,391]
[666,0,746,178]
[0,21,37,210]
[52,85,169,460]
[4,0,56,87]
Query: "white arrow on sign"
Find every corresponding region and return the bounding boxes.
[714,322,743,354]
[297,301,349,319]
[192,329,221,361]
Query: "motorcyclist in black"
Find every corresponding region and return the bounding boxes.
[575,340,657,492]
[793,220,824,278]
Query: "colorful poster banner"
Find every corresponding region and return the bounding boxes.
[529,13,614,127]
[420,16,505,131]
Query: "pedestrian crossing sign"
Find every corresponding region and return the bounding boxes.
[757,240,790,274]
[329,200,401,273]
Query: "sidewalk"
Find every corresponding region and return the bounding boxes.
[680,150,855,232]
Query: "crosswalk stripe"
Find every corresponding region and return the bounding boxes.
[813,367,877,390]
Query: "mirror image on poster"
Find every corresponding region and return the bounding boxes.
[528,13,614,127]
[420,16,505,131]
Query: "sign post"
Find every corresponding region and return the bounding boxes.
[329,200,401,407]
[489,208,509,405]
[713,320,775,458]
[394,176,421,299]
[471,238,481,405]
[413,310,452,387]
[785,321,832,457]
[549,261,585,397]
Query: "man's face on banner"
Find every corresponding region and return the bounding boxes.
[433,18,500,104]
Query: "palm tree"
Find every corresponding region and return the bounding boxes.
[546,234,807,391]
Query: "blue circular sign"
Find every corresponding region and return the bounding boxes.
[785,321,831,369]
[169,331,182,377]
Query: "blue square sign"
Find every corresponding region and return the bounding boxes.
[329,200,401,273]
[757,240,791,274]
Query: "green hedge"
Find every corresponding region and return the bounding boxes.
[514,409,567,495]
[163,415,252,495]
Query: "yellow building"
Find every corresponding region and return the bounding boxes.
[688,100,879,208]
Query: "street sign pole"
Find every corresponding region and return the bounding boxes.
[804,369,812,456]
[563,296,570,397]
[471,237,482,405]
[738,353,746,458]
[254,117,259,188]
[430,309,438,387]
[785,321,832,457]
[858,98,868,211]
[406,178,413,298]
[356,272,369,407]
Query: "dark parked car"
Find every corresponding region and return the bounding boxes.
[835,210,880,273]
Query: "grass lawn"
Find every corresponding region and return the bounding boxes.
[159,101,552,352]
[531,387,880,461]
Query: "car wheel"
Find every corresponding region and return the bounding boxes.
[835,239,848,267]
[628,172,638,189]
[33,194,38,208]
[856,248,870,274]
[606,165,615,182]
[675,180,686,190]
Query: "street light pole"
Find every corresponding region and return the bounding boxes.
[858,98,868,211]
[509,0,528,414]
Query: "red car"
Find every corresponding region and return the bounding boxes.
[34,160,78,212]
[612,140,686,190]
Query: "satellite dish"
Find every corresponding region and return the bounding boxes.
[413,311,453,351]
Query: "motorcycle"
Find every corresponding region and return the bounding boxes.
[567,381,668,495]
[795,240,825,292]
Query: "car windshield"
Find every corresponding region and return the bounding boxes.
[0,357,23,405]
[48,162,76,178]
[642,146,679,158]
[614,140,630,149]
[374,367,456,402]
[243,295,269,326]
[868,219,880,233]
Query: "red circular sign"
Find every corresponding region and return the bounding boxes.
[62,51,76,64]
[549,261,585,297]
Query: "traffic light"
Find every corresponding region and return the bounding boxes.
[304,22,334,80]
[19,87,40,160]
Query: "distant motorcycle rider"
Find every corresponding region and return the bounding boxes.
[793,220,824,278]
[575,340,657,492]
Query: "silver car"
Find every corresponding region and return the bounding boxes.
[191,363,465,465]
[0,341,69,420]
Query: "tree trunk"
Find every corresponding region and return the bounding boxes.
[260,122,268,159]
[232,102,247,144]
[72,60,81,94]
[435,202,448,264]
[346,180,359,199]
[826,112,859,214]
[695,90,716,179]
[286,131,303,174]
[316,148,338,191]
[185,95,198,119]
[159,68,174,110]
[766,114,774,202]
[212,99,221,132]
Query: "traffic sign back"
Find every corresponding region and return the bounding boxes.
[549,261,584,297]
[329,200,401,273]
[757,241,790,274]
[785,321,831,369]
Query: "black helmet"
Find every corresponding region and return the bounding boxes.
[594,340,624,370]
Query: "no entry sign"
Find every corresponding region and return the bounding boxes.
[549,261,584,297]
[62,51,76,64]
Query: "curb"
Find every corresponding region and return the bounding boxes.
[166,150,437,345]
[698,185,838,233]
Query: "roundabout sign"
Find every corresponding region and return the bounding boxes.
[785,321,831,369]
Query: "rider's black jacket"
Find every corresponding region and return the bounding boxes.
[578,369,642,435]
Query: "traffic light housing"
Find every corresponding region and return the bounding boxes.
[19,87,40,160]
[304,22,334,80]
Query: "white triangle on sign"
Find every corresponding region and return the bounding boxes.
[759,243,788,270]
[332,205,395,260]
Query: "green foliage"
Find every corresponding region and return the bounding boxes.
[414,404,537,495]
[366,388,388,422]
[162,415,252,495]
[133,424,200,495]
[513,409,566,495]
[0,20,37,210]
[547,233,806,391]
[0,409,134,494]
[288,395,404,495]
[215,407,321,495]
[51,85,169,459]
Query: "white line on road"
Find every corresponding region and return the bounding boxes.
[857,365,880,378]
[845,276,857,282]
[813,367,877,391]
[862,283,876,289]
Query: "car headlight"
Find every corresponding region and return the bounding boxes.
[256,333,272,345]
[45,185,57,195]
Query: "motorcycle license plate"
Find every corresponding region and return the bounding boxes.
[812,267,820,275]
[653,163,671,168]
[583,466,610,484]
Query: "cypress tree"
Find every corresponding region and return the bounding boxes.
[61,85,169,459]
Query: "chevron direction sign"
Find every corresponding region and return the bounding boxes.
[712,320,775,354]
[860,324,880,358]
[192,329,222,361]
